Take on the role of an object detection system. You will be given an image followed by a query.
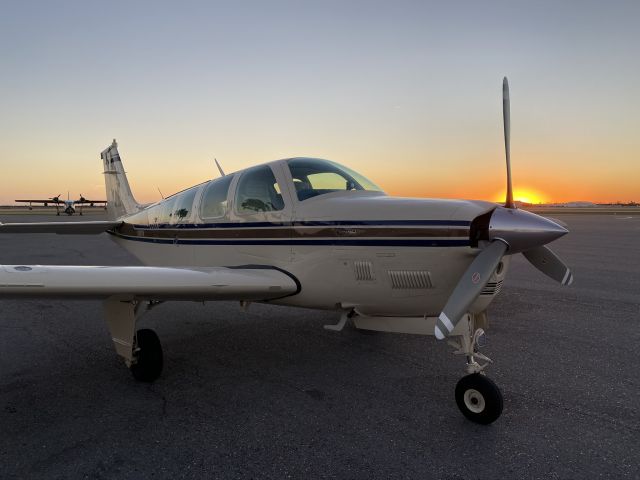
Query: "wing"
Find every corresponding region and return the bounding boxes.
[74,199,107,204]
[0,221,121,234]
[0,265,299,301]
[14,199,62,204]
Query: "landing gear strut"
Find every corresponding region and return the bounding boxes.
[104,297,164,382]
[449,314,503,424]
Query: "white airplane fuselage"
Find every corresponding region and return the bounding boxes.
[63,200,76,215]
[0,78,572,425]
[109,159,509,317]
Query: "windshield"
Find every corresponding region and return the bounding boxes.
[287,158,383,201]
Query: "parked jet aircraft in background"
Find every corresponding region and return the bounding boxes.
[0,79,572,424]
[15,193,107,215]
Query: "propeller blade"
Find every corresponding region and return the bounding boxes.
[503,77,515,209]
[435,240,508,339]
[522,245,573,286]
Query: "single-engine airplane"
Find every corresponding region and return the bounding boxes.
[0,78,572,424]
[15,193,107,215]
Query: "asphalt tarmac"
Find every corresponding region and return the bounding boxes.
[0,214,638,479]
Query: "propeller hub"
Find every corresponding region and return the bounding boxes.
[487,207,568,254]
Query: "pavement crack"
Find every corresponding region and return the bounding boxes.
[148,385,169,419]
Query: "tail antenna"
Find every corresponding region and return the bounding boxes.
[214,158,226,177]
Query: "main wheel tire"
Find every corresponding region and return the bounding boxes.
[130,329,163,382]
[455,373,503,424]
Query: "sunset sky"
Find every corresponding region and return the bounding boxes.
[1,1,638,205]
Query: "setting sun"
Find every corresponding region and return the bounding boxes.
[494,188,547,205]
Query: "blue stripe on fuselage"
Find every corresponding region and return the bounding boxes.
[109,231,470,247]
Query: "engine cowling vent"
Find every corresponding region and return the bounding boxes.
[354,261,375,281]
[388,270,433,289]
[480,280,504,296]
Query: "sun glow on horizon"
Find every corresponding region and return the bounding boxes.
[494,188,547,205]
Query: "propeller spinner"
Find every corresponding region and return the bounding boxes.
[435,78,573,340]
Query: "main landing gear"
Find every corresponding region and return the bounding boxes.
[449,315,503,424]
[130,329,163,382]
[104,297,164,383]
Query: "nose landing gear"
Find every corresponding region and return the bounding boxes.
[455,373,503,424]
[449,314,503,424]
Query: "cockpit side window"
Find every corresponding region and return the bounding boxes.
[235,166,285,214]
[287,158,383,201]
[200,175,233,219]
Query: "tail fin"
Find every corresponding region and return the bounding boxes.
[101,140,142,220]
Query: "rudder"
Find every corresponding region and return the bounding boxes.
[101,140,142,220]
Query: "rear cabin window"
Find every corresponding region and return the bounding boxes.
[235,166,284,214]
[147,204,162,226]
[200,176,233,219]
[171,186,198,223]
[158,198,176,224]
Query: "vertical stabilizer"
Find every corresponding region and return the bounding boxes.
[101,140,141,220]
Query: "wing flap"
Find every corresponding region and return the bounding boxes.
[0,221,121,234]
[0,265,298,301]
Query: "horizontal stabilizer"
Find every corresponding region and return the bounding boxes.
[0,265,298,301]
[0,221,121,234]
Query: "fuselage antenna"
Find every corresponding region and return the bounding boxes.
[157,187,164,199]
[214,158,225,177]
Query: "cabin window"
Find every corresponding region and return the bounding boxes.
[306,172,350,190]
[171,186,198,223]
[147,204,162,226]
[235,166,285,214]
[158,198,177,224]
[200,175,233,219]
[287,158,382,201]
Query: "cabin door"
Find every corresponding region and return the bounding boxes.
[226,164,294,264]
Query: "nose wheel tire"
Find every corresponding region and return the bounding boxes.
[455,373,503,424]
[130,329,163,382]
